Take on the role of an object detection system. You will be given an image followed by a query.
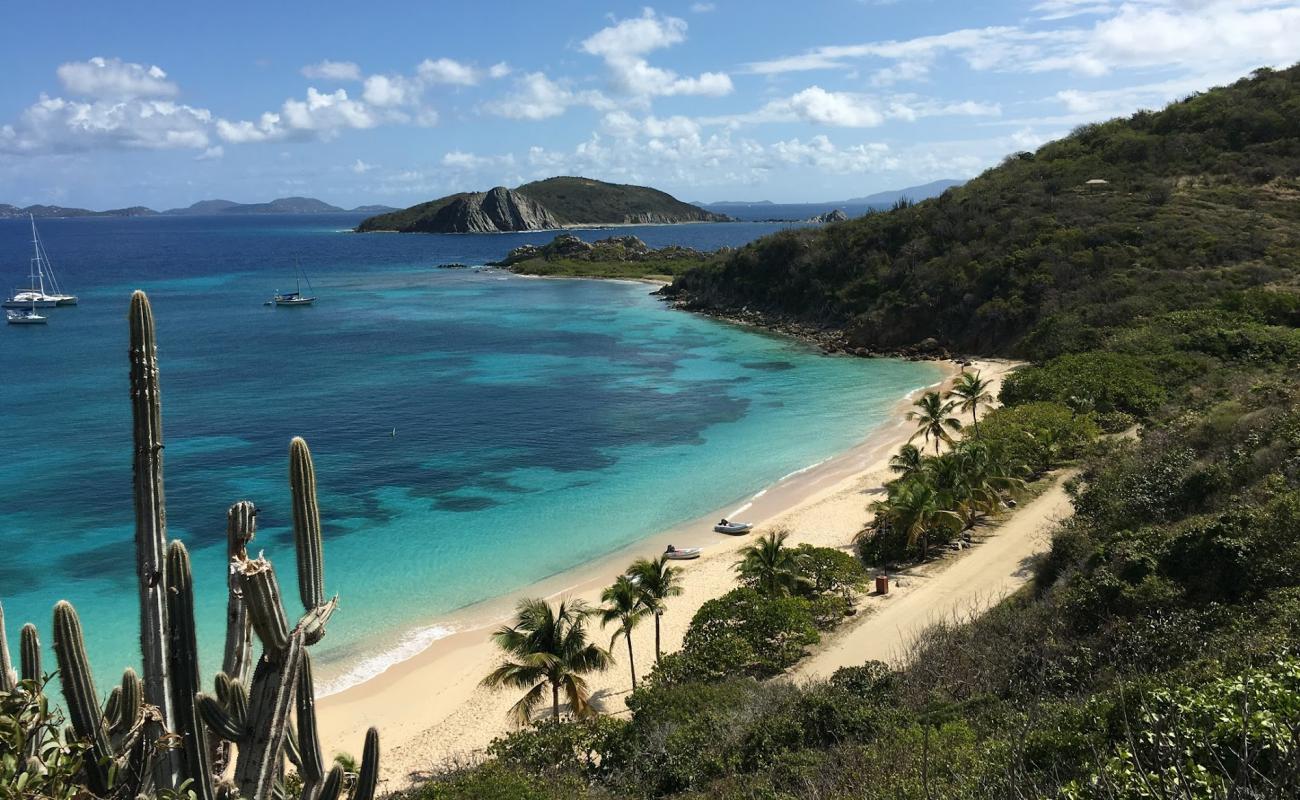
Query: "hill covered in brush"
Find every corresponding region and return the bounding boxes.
[665,65,1300,360]
[355,176,728,233]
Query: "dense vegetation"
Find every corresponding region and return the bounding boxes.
[514,177,728,225]
[399,65,1300,799]
[495,233,714,280]
[665,66,1300,359]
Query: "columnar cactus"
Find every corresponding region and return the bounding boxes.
[0,291,382,800]
[19,623,40,684]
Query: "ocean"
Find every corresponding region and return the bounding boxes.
[0,214,942,693]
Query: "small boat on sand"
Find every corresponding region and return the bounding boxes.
[664,545,701,560]
[713,519,753,535]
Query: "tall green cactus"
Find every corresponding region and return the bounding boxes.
[19,623,40,684]
[52,601,115,795]
[128,290,183,791]
[290,437,325,612]
[224,500,257,685]
[166,541,215,800]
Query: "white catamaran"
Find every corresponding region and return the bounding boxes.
[3,214,77,310]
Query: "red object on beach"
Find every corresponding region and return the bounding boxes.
[875,575,890,595]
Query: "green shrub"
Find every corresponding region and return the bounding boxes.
[402,761,592,800]
[1000,353,1167,416]
[975,401,1100,475]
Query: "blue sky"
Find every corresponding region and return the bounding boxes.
[2,1,1298,208]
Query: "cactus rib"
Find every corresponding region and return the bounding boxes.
[224,501,257,685]
[0,603,15,691]
[352,727,380,800]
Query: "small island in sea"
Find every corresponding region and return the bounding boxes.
[355,176,730,234]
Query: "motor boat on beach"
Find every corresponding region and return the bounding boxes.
[713,518,753,535]
[664,545,701,560]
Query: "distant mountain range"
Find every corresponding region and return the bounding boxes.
[691,179,964,221]
[357,176,729,234]
[0,197,401,219]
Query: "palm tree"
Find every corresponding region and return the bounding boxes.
[869,480,962,557]
[599,575,650,690]
[907,391,963,455]
[481,597,611,724]
[627,555,683,663]
[735,529,808,596]
[889,443,925,478]
[947,371,994,434]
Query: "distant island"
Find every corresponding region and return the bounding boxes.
[355,176,730,234]
[0,197,400,219]
[490,232,720,281]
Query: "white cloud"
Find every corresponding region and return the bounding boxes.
[745,2,1300,82]
[417,57,480,86]
[690,2,716,11]
[1,94,212,154]
[580,9,733,98]
[57,57,178,99]
[351,158,375,173]
[196,145,223,160]
[770,135,895,173]
[601,111,700,139]
[301,60,362,81]
[217,87,375,143]
[489,62,511,79]
[362,74,417,107]
[483,72,610,120]
[441,150,515,169]
[786,87,885,127]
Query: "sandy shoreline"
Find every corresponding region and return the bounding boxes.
[316,357,1018,787]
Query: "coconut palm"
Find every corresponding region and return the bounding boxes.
[907,391,963,455]
[627,554,683,663]
[599,575,650,690]
[889,443,925,478]
[947,371,994,433]
[868,480,962,557]
[481,597,611,724]
[735,529,809,596]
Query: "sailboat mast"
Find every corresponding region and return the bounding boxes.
[29,214,46,294]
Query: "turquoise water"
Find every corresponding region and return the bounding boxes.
[0,215,941,692]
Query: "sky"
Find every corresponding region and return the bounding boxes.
[2,1,1298,209]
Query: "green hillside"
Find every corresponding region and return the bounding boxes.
[667,66,1300,359]
[514,176,727,224]
[354,193,473,232]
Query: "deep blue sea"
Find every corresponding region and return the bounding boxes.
[0,214,941,693]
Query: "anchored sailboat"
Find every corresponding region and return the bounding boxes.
[270,260,316,306]
[3,214,77,309]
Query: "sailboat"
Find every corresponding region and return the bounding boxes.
[271,261,316,306]
[3,214,77,309]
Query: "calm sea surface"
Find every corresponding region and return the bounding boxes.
[0,214,941,691]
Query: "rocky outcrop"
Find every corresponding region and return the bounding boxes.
[433,187,563,233]
[807,209,849,223]
[491,233,710,268]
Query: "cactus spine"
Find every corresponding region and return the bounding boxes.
[296,651,326,800]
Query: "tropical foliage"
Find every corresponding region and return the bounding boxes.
[481,597,611,723]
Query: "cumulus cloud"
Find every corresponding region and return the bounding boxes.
[580,9,733,98]
[301,60,362,81]
[488,62,511,79]
[351,158,375,173]
[196,145,224,160]
[785,87,885,128]
[441,150,516,169]
[362,74,417,107]
[417,57,480,86]
[217,87,375,143]
[1,94,212,154]
[483,72,610,120]
[57,57,178,99]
